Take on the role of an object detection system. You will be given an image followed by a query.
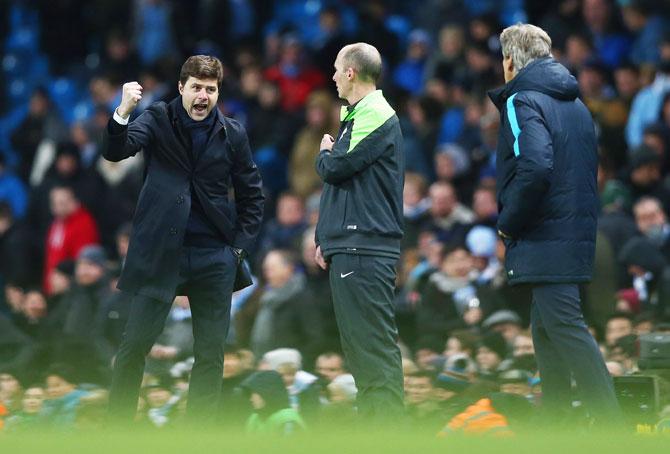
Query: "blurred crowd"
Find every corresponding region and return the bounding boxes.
[2,0,670,435]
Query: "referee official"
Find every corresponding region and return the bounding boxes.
[315,43,405,421]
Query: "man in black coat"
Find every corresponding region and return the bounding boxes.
[103,55,264,422]
[489,25,621,425]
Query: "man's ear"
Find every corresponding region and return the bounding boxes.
[506,58,515,77]
[347,67,354,81]
[178,81,184,95]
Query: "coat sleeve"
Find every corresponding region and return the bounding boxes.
[230,122,265,252]
[315,121,392,185]
[497,95,554,238]
[102,110,155,162]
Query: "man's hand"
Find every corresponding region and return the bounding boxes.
[116,82,143,119]
[320,134,335,152]
[315,245,328,270]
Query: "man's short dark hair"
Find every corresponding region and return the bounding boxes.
[179,55,224,88]
[45,363,78,385]
[50,183,78,199]
[341,43,382,83]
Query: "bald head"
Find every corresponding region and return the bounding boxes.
[339,43,382,84]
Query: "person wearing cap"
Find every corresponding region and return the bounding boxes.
[314,43,405,421]
[482,310,522,344]
[626,145,670,215]
[54,245,114,383]
[490,24,622,424]
[475,332,508,379]
[465,225,499,285]
[43,184,99,295]
[240,370,306,435]
[102,55,264,423]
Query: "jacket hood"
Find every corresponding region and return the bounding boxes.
[489,57,579,109]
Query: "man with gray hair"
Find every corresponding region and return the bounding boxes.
[489,24,622,426]
[314,42,405,421]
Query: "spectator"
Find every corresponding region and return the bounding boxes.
[393,29,432,95]
[10,88,66,184]
[475,332,508,379]
[0,372,23,415]
[315,352,345,384]
[422,181,474,245]
[219,347,253,426]
[512,332,535,358]
[402,172,431,248]
[240,370,306,435]
[404,371,441,426]
[0,154,27,220]
[247,250,323,366]
[604,313,634,348]
[613,62,641,105]
[632,311,656,335]
[0,316,35,382]
[264,36,326,113]
[311,6,349,77]
[143,374,180,428]
[539,0,586,51]
[43,185,99,295]
[471,185,498,229]
[288,91,337,199]
[465,225,499,285]
[260,348,321,422]
[145,296,193,377]
[621,0,667,65]
[626,57,670,148]
[481,310,522,344]
[258,193,307,256]
[41,364,89,429]
[424,24,467,84]
[0,203,31,293]
[133,0,179,65]
[3,385,46,431]
[582,0,632,69]
[15,289,48,340]
[325,373,357,413]
[415,245,482,350]
[444,330,478,360]
[53,246,114,382]
[633,197,670,259]
[619,235,669,316]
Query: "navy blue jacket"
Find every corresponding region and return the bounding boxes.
[488,57,598,285]
[103,97,264,302]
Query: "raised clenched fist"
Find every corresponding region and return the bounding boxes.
[117,81,143,119]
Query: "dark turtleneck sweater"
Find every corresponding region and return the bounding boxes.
[177,104,226,247]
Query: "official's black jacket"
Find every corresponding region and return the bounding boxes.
[315,90,404,259]
[103,97,264,302]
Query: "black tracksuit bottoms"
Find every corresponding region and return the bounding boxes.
[328,253,404,421]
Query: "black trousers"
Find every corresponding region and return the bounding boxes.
[108,246,237,422]
[328,253,404,421]
[531,283,622,423]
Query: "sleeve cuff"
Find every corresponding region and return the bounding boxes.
[113,109,130,125]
